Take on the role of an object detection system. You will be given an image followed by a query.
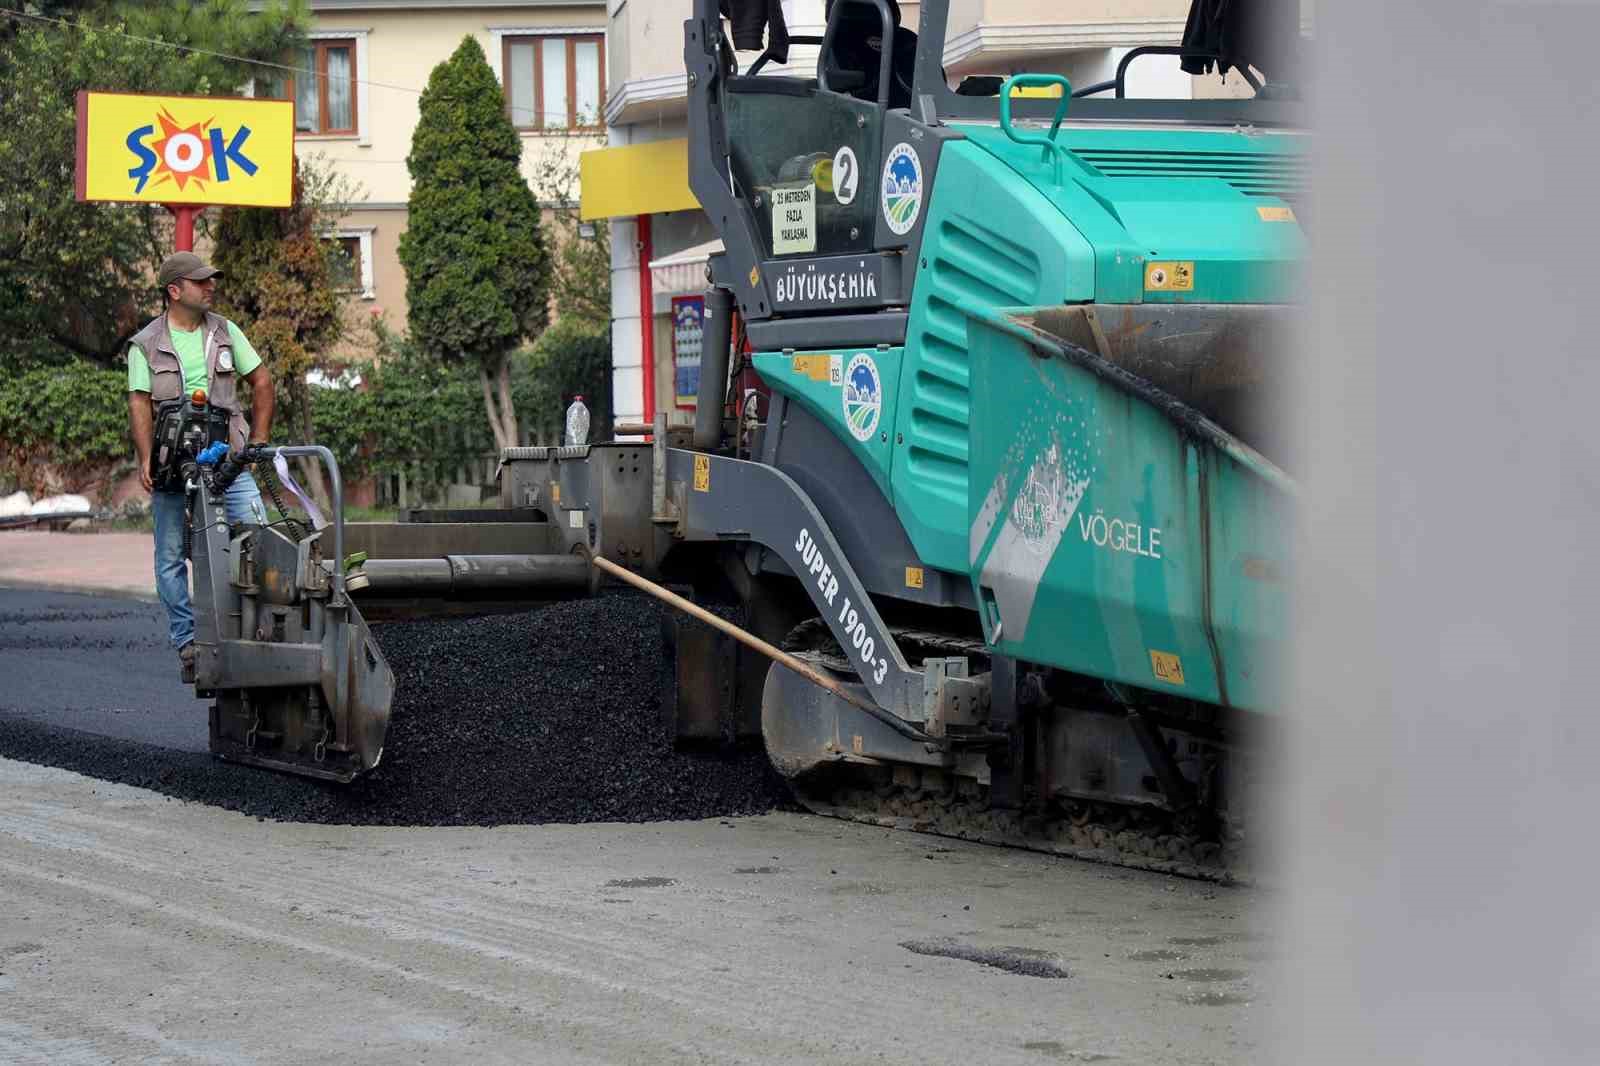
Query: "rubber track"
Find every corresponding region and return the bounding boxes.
[780,620,1254,885]
[793,774,1252,886]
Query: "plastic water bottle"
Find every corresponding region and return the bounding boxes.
[565,394,590,446]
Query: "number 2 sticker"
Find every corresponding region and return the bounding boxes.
[832,146,858,205]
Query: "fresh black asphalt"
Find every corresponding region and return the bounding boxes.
[0,587,793,826]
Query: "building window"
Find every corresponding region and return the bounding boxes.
[326,229,375,298]
[301,39,357,134]
[260,38,358,135]
[502,34,604,130]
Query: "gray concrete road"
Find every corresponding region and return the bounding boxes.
[0,759,1270,1065]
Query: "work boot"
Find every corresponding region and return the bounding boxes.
[178,642,196,684]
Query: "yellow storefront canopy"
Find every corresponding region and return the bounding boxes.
[580,138,700,221]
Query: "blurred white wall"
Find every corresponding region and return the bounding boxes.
[1287,2,1600,1062]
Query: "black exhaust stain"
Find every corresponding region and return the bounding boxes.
[900,938,1070,979]
[1179,989,1251,1006]
[1173,967,1246,983]
[1021,1045,1116,1062]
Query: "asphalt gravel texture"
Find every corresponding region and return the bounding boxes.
[0,588,795,826]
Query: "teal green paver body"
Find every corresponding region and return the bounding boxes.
[753,119,1302,713]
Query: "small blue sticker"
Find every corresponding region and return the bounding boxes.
[843,353,882,442]
[881,142,923,236]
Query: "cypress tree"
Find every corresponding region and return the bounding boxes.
[399,35,550,450]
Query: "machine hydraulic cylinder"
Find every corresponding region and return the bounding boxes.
[693,287,735,450]
[359,554,592,596]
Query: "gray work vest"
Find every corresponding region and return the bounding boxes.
[129,311,250,454]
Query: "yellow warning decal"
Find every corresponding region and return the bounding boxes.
[792,354,833,382]
[748,265,761,288]
[1145,261,1194,292]
[1150,650,1186,686]
[693,454,711,493]
[905,566,924,590]
[1257,205,1297,223]
[550,483,560,504]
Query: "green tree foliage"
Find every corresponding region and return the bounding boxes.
[524,140,610,327]
[211,157,349,504]
[0,1,309,367]
[515,317,612,442]
[0,362,129,495]
[399,34,549,452]
[211,159,346,446]
[305,318,608,503]
[313,322,499,502]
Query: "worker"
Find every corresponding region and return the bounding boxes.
[126,251,274,681]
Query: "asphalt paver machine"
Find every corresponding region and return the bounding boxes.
[496,0,1302,865]
[184,0,1304,872]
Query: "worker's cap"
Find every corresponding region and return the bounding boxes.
[158,251,223,290]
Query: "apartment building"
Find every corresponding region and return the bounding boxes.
[582,0,1252,432]
[257,0,608,335]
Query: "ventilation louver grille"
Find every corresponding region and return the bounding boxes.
[1071,148,1305,204]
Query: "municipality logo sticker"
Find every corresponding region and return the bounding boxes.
[881,142,922,235]
[843,353,882,442]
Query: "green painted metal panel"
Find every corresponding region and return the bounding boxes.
[892,142,1098,574]
[953,124,1306,304]
[739,122,1301,713]
[752,347,901,494]
[965,308,1293,713]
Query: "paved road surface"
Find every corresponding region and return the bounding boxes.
[0,588,205,751]
[0,587,1272,1063]
[0,531,155,600]
[1,761,1269,1065]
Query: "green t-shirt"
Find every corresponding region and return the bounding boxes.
[127,319,262,395]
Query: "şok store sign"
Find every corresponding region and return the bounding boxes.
[75,91,294,207]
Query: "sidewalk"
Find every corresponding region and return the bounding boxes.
[0,531,156,601]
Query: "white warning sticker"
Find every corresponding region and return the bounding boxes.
[772,183,817,255]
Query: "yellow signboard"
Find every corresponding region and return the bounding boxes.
[75,91,295,207]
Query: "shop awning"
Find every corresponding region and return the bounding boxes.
[650,238,725,296]
[579,138,700,221]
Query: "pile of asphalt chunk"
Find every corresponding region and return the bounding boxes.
[0,592,796,826]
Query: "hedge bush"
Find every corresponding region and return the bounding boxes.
[0,362,130,494]
[0,318,614,500]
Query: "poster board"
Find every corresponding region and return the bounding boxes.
[75,91,295,207]
[673,295,705,409]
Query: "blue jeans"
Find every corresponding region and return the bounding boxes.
[152,472,268,650]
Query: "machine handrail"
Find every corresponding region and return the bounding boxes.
[998,73,1073,182]
[217,444,349,606]
[745,34,824,77]
[817,0,895,110]
[1113,46,1262,99]
[268,445,346,606]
